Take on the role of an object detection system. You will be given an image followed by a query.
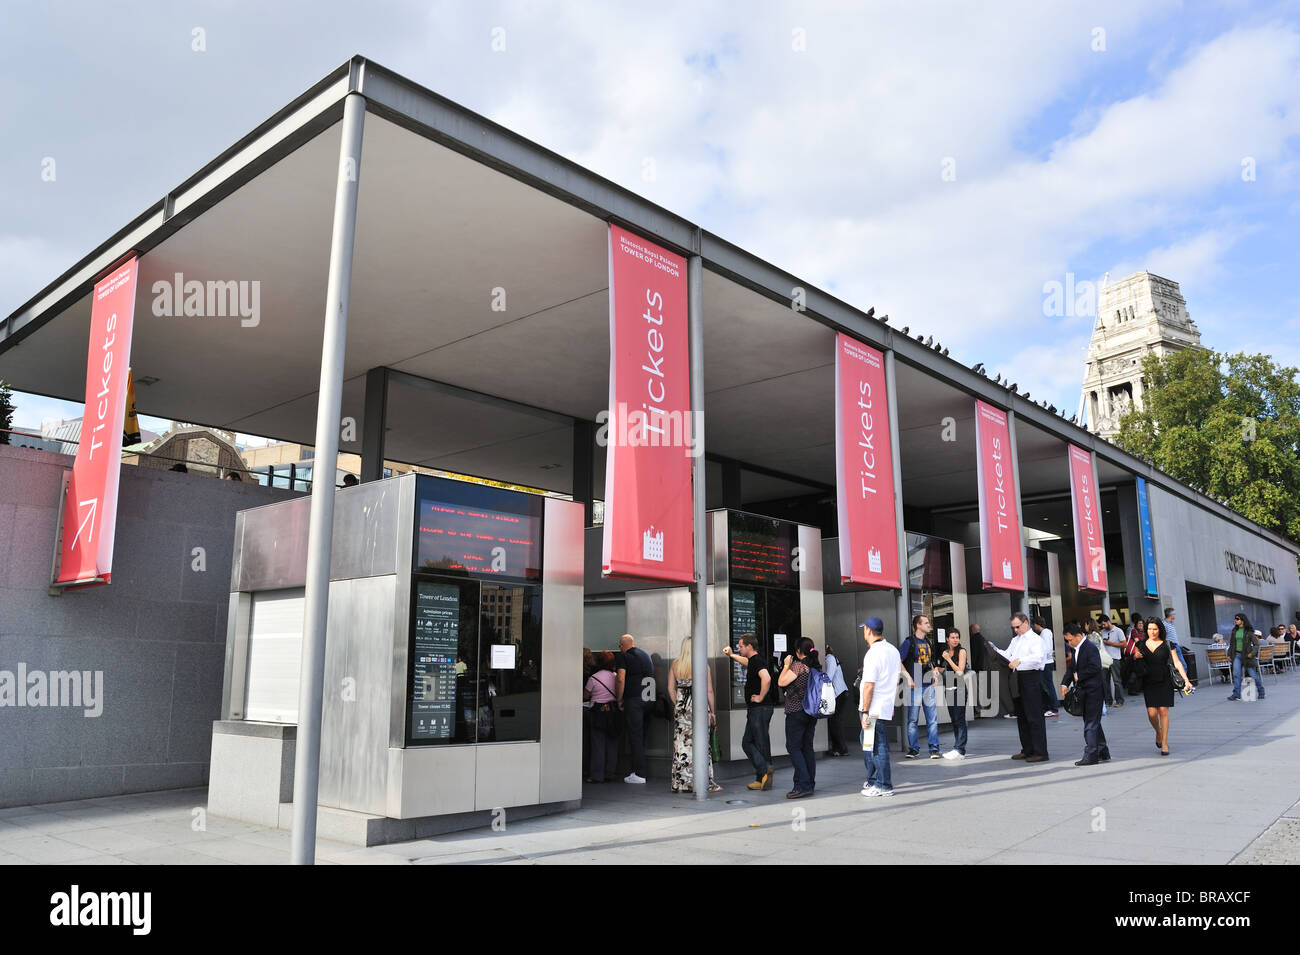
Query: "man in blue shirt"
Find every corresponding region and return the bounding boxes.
[899,614,942,759]
[1163,607,1187,672]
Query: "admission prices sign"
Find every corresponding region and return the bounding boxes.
[601,225,694,584]
[56,256,139,587]
[835,333,901,588]
[974,400,1024,591]
[1068,443,1108,593]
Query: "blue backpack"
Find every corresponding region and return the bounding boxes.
[802,666,836,718]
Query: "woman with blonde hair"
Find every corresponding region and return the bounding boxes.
[667,637,722,794]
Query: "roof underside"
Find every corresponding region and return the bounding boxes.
[0,58,1286,551]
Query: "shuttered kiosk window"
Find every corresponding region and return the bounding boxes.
[244,588,306,724]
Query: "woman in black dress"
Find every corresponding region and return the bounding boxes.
[1132,619,1191,756]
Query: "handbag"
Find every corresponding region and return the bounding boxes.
[1169,660,1187,692]
[1062,683,1084,717]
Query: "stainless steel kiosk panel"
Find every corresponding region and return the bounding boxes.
[211,473,584,838]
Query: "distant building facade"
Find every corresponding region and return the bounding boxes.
[1081,272,1203,440]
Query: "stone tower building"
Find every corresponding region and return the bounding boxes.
[1080,272,1203,440]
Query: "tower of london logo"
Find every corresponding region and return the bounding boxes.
[643,526,664,562]
[1002,558,1012,580]
[867,547,882,574]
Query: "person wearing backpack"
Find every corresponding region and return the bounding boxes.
[777,637,821,799]
[899,615,942,759]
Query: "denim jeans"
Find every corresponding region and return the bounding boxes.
[1232,655,1264,698]
[741,704,774,778]
[785,709,817,793]
[861,712,892,791]
[905,682,940,753]
[1041,663,1059,713]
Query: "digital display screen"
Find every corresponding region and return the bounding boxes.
[416,476,543,581]
[410,582,460,741]
[728,512,796,587]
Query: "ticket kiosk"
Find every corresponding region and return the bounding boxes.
[208,473,583,844]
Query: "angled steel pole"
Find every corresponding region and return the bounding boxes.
[688,244,709,803]
[1007,409,1030,617]
[1091,450,1113,622]
[884,350,910,644]
[291,92,366,864]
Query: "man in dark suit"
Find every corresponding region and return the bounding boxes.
[1061,621,1110,766]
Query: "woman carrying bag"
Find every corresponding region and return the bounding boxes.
[1132,619,1191,756]
[778,638,820,799]
[667,638,722,794]
[584,651,621,783]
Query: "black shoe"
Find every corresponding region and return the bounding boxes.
[1099,752,1111,762]
[905,750,919,759]
[1074,758,1099,766]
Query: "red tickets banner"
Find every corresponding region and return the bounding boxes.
[56,255,139,587]
[975,400,1025,591]
[835,333,901,588]
[601,225,694,583]
[1068,444,1108,593]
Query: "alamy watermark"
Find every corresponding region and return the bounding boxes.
[596,405,703,457]
[151,273,260,327]
[0,665,103,717]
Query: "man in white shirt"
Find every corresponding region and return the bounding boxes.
[1033,617,1059,718]
[859,616,902,798]
[989,612,1049,762]
[1097,615,1125,707]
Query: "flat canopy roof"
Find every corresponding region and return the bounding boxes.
[1,56,1292,555]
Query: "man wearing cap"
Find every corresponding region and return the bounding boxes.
[989,612,1049,762]
[859,616,902,798]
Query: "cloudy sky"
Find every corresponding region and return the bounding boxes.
[4,0,1299,435]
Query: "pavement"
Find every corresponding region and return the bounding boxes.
[2,667,1297,865]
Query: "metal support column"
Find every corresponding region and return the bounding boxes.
[688,245,709,803]
[721,460,742,509]
[290,91,366,865]
[1007,409,1030,616]
[884,350,910,644]
[361,366,389,483]
[1091,449,1112,621]
[572,417,595,527]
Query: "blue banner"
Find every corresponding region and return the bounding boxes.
[1136,477,1158,597]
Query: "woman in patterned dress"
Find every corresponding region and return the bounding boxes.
[667,637,722,794]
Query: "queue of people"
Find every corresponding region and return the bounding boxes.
[580,607,1220,799]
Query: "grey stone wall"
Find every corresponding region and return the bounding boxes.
[1147,482,1300,674]
[0,445,300,808]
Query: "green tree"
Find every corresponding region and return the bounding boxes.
[0,380,14,445]
[1115,348,1300,542]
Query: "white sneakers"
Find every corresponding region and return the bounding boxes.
[941,750,965,761]
[624,773,646,784]
[860,786,895,798]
